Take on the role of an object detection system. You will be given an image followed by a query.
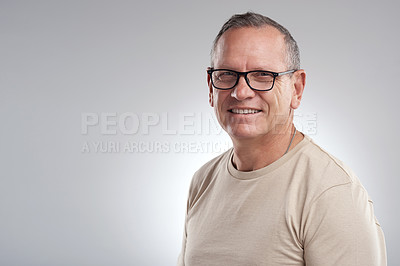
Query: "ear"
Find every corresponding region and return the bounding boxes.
[207,68,214,107]
[290,69,306,109]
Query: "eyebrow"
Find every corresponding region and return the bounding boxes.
[213,67,278,72]
[213,63,279,72]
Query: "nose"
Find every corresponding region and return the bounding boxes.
[230,75,256,100]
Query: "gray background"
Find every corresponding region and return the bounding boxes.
[1,0,399,265]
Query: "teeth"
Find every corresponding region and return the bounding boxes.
[231,109,261,114]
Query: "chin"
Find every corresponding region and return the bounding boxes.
[226,125,265,139]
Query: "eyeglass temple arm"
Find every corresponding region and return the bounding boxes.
[276,70,296,76]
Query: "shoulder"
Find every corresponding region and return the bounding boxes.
[288,135,372,214]
[298,135,363,189]
[286,137,386,264]
[187,148,232,210]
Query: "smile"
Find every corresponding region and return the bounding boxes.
[229,109,262,114]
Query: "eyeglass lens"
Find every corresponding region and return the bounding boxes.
[211,70,275,90]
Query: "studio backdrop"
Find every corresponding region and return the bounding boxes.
[1,0,399,265]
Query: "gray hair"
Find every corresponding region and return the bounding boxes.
[211,12,300,70]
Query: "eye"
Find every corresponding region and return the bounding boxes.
[254,71,273,77]
[214,71,237,81]
[219,71,235,76]
[250,71,274,82]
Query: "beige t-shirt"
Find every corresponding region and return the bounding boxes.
[177,135,386,266]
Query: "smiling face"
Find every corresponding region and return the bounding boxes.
[209,26,303,141]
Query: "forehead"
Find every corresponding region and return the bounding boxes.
[213,26,287,71]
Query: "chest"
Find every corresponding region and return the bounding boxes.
[185,177,305,265]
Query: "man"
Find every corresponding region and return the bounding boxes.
[178,12,386,265]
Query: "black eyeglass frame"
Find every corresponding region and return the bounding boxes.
[207,68,296,91]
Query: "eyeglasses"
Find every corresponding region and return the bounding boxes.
[207,68,296,91]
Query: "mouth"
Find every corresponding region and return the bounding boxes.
[228,108,262,114]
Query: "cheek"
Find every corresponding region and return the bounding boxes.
[272,85,292,109]
[261,88,292,120]
[214,91,229,108]
[213,91,231,124]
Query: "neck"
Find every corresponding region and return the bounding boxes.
[231,123,303,171]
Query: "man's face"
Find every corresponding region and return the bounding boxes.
[209,26,300,140]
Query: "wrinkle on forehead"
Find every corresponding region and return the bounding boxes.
[213,26,287,72]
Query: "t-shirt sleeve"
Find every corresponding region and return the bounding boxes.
[303,183,387,266]
[177,169,202,266]
[177,218,187,266]
[177,186,191,266]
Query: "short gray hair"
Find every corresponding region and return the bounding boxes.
[211,12,300,70]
